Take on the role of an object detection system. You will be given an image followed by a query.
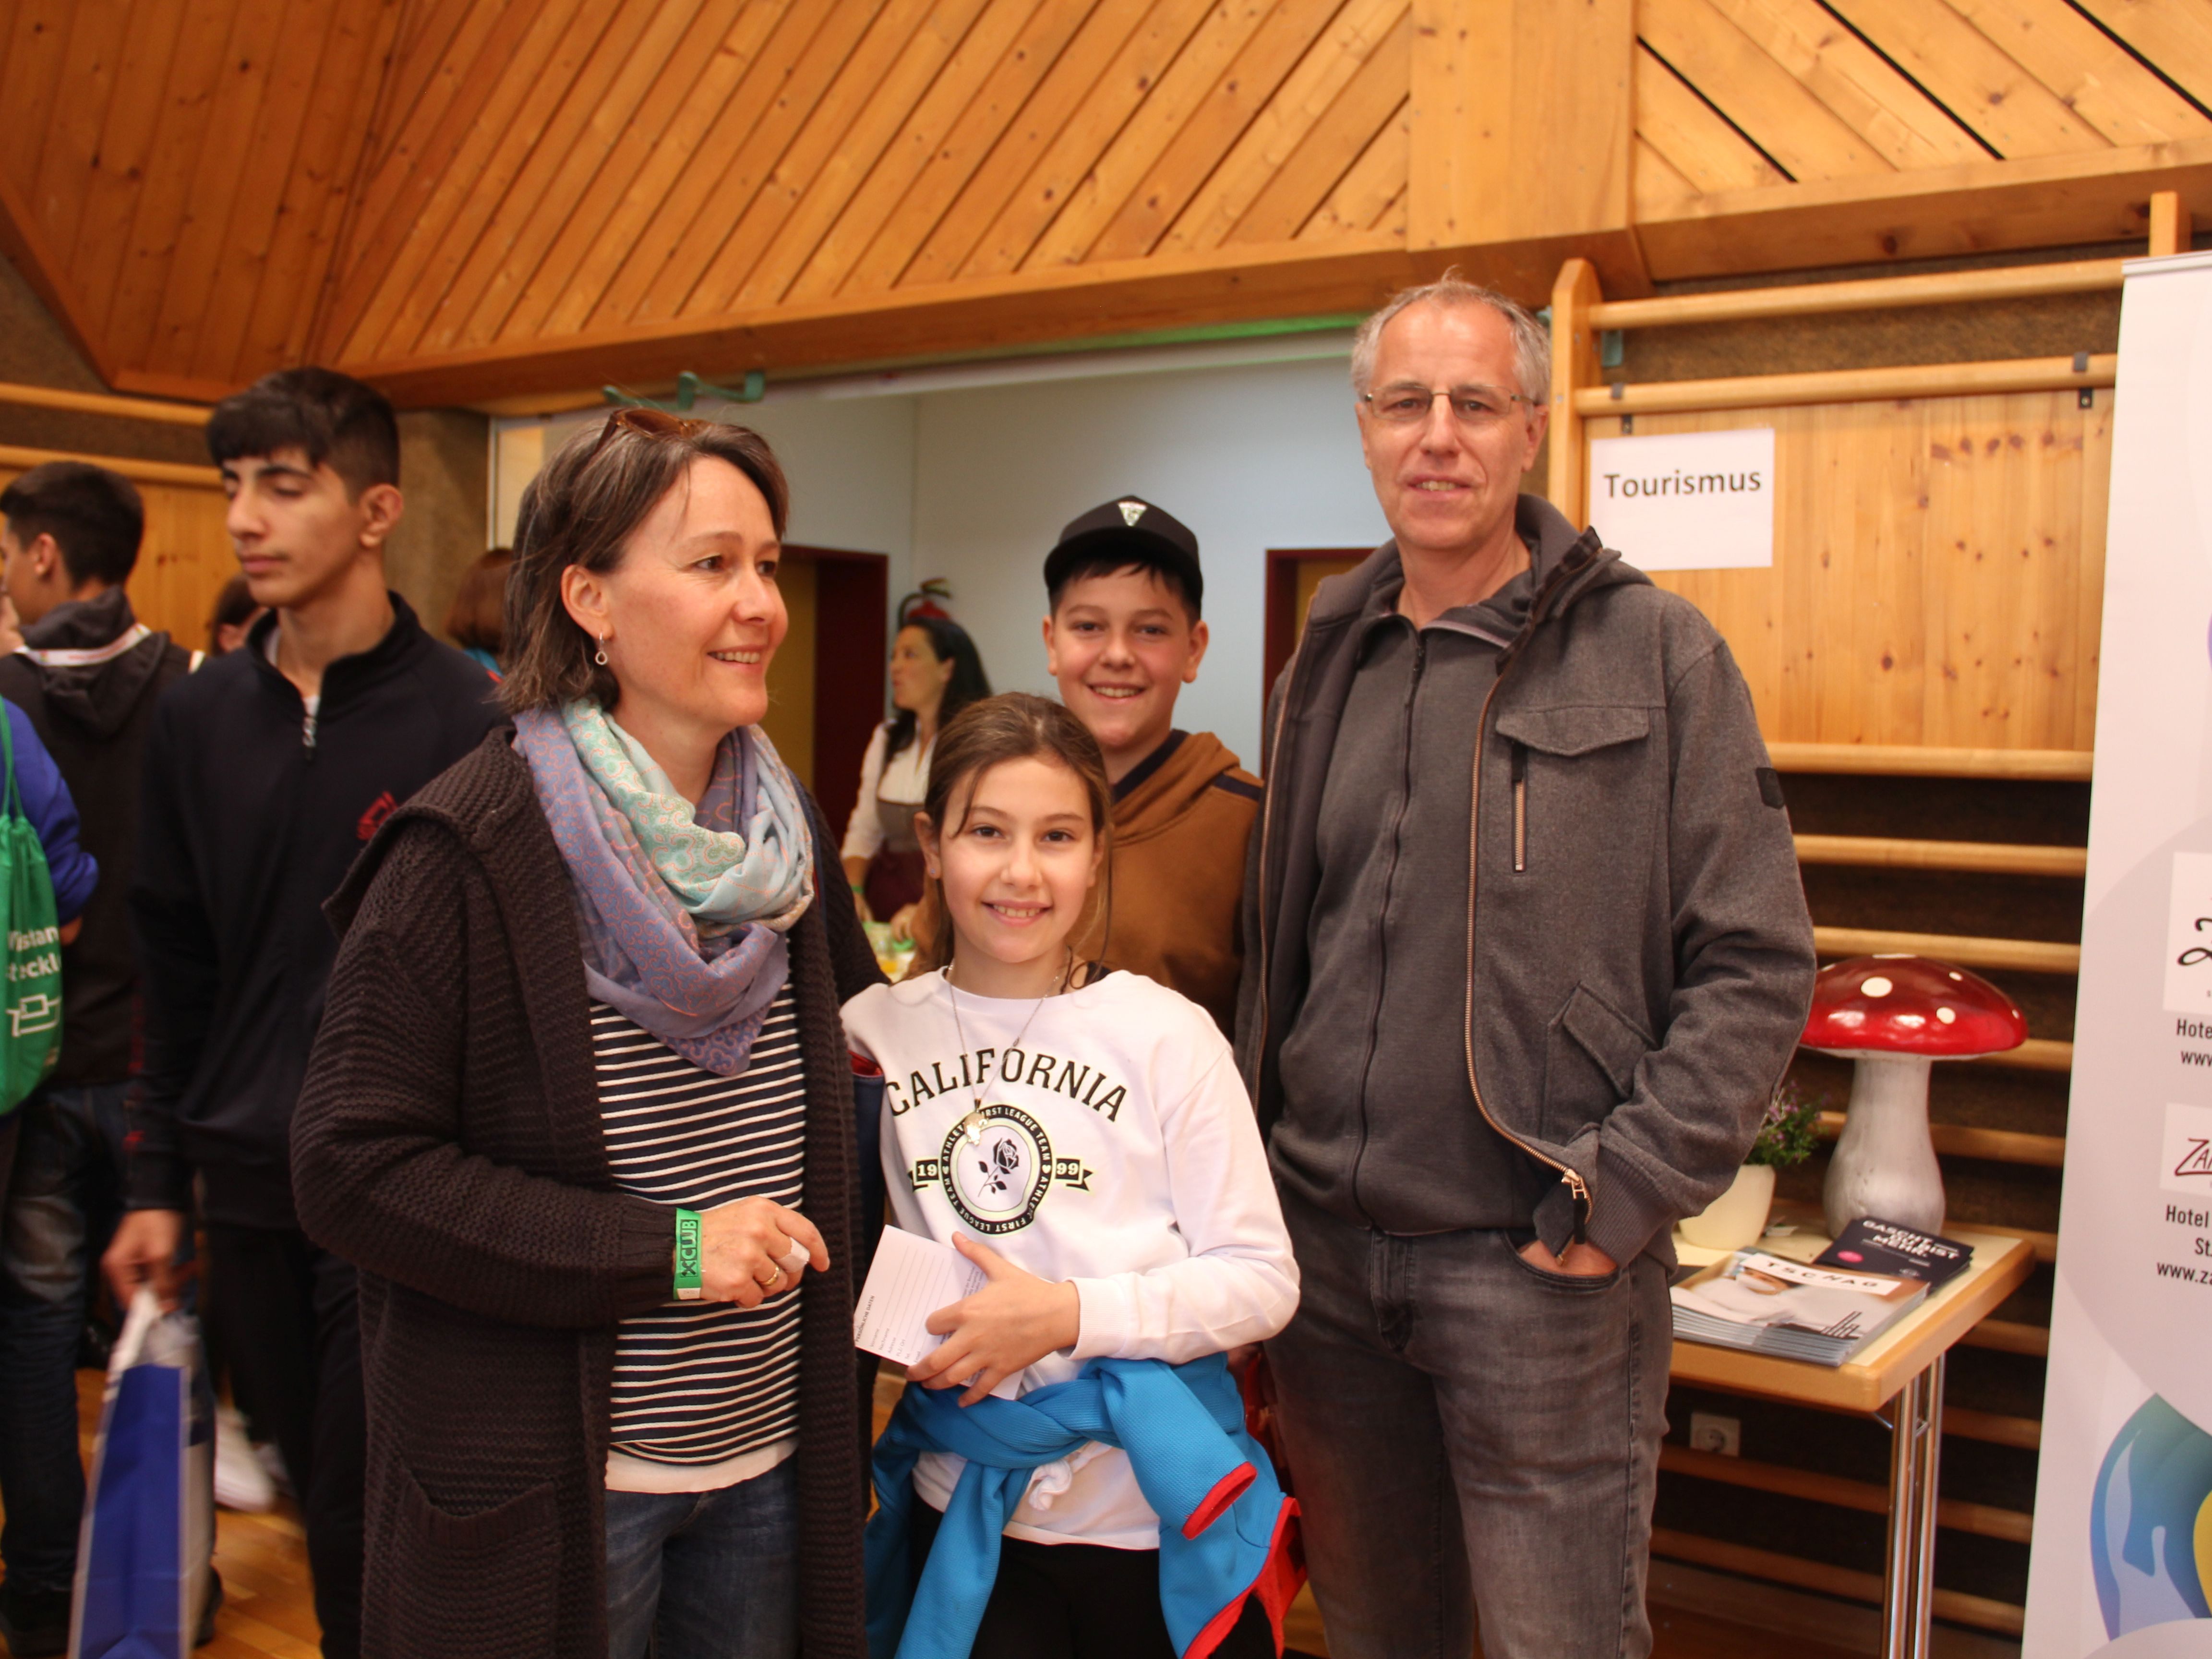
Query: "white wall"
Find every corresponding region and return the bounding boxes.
[910,353,1387,765]
[487,344,1390,761]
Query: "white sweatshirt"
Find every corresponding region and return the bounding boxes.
[841,968,1298,1549]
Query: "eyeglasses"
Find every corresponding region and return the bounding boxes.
[1360,383,1541,430]
[583,405,712,466]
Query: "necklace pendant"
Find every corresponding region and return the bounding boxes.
[960,1107,986,1144]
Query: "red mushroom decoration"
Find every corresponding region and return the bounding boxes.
[1803,954,2027,1236]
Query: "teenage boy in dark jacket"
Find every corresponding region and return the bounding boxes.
[1238,280,1815,1659]
[0,460,185,1654]
[104,370,501,1659]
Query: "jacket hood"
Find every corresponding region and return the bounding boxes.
[1111,730,1243,844]
[1308,494,1649,650]
[15,587,178,738]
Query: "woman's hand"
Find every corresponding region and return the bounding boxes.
[696,1198,827,1308]
[886,902,921,943]
[907,1234,1080,1406]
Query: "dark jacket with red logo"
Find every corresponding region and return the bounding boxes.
[125,594,501,1227]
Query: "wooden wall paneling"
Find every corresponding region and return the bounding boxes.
[1698,0,1984,171]
[897,0,1192,287]
[1823,0,2106,158]
[400,2,662,356]
[0,3,78,208]
[1166,0,1411,254]
[97,0,247,372]
[1578,393,2108,751]
[434,0,710,350]
[1638,0,1897,182]
[532,0,793,337]
[167,1,342,383]
[1947,0,2211,148]
[1223,3,1410,246]
[2073,0,2212,110]
[715,0,1032,307]
[128,476,238,648]
[1017,0,1292,271]
[945,0,1226,280]
[1087,0,1370,263]
[1632,45,1791,194]
[1406,0,1633,248]
[1293,93,1408,239]
[725,0,1004,309]
[27,2,130,264]
[828,0,1099,297]
[63,0,190,347]
[582,0,842,330]
[1632,137,1700,218]
[139,0,297,378]
[314,0,558,361]
[250,0,405,378]
[621,0,891,325]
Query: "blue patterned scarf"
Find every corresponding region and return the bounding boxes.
[515,702,816,1075]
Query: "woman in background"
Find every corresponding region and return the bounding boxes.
[445,546,514,677]
[839,613,987,940]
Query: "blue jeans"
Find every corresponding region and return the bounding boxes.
[0,1082,131,1592]
[604,1456,799,1659]
[1264,1187,1673,1659]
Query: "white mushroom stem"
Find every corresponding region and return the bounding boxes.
[1823,1051,1947,1237]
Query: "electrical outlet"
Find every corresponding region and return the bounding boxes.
[1688,1412,1741,1457]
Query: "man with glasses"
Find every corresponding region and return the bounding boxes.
[1236,276,1814,1658]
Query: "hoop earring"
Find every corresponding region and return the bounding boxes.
[594,636,610,667]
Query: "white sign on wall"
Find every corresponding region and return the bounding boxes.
[1586,427,1775,571]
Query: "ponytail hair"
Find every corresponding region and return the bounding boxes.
[919,693,1114,977]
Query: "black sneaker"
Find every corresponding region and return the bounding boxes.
[0,1577,71,1658]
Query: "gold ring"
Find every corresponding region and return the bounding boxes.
[760,1264,784,1289]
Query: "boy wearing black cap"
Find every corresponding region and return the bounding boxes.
[910,497,1259,1029]
[1044,496,1259,1032]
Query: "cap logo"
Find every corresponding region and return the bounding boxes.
[1117,500,1146,526]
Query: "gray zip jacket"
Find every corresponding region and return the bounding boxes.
[1235,495,1816,1266]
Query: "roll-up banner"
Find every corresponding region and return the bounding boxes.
[2023,252,2212,1658]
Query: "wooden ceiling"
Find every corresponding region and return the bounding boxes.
[4,0,2211,408]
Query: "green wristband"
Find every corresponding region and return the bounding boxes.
[673,1209,703,1301]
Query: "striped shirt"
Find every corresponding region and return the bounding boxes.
[596,988,806,1478]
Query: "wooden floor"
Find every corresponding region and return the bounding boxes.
[2,1369,1851,1659]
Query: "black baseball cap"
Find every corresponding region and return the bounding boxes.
[1043,495,1203,615]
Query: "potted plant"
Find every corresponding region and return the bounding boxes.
[1680,1080,1822,1250]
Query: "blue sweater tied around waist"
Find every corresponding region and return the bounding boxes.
[866,1355,1298,1659]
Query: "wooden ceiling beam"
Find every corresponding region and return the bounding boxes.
[1825,0,2105,159]
[1409,0,1647,294]
[344,229,1431,405]
[1635,132,2212,279]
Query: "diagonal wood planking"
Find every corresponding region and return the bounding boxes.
[2,0,2211,401]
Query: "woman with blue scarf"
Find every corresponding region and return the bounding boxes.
[293,410,882,1659]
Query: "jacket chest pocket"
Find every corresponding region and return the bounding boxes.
[1491,705,1652,874]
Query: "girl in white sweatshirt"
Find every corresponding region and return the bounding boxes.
[842,692,1297,1659]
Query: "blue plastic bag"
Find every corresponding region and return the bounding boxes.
[70,1289,214,1659]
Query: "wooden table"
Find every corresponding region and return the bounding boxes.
[1667,1217,2035,1659]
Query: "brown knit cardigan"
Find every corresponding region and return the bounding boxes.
[292,728,881,1659]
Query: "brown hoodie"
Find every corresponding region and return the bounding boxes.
[910,730,1260,1033]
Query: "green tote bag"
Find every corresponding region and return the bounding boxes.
[0,709,62,1113]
